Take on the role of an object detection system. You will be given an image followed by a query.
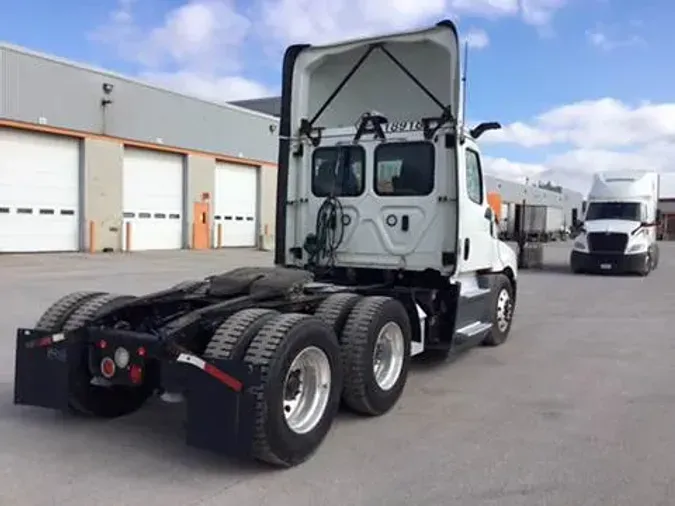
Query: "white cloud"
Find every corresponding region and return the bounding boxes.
[479,98,675,193]
[585,23,645,51]
[90,0,568,102]
[482,98,675,149]
[483,156,547,182]
[463,28,490,49]
[520,0,566,26]
[258,0,566,46]
[91,0,259,100]
[139,71,274,102]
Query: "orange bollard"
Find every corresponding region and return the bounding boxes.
[125,221,132,252]
[88,220,95,253]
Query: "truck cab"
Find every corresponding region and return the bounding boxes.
[275,23,516,284]
[570,170,660,275]
[275,21,518,354]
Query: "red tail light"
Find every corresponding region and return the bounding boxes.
[100,357,116,378]
[129,364,143,384]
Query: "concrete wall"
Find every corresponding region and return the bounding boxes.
[0,44,279,164]
[83,138,124,251]
[259,165,278,250]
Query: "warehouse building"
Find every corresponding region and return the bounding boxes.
[0,43,280,253]
[486,176,584,229]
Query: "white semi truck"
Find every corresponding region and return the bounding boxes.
[570,170,660,275]
[12,20,519,468]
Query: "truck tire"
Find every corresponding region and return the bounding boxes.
[482,274,515,347]
[243,313,342,467]
[61,293,153,418]
[313,293,362,338]
[34,291,106,332]
[340,296,412,416]
[204,308,279,361]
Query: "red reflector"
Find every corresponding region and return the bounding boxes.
[137,346,146,357]
[204,363,243,392]
[129,364,143,384]
[36,336,53,347]
[100,357,116,378]
[98,339,108,349]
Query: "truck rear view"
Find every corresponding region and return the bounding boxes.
[570,170,660,275]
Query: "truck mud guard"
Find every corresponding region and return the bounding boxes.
[14,326,262,459]
[14,328,85,410]
[179,355,261,457]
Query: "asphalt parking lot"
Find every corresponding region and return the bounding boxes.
[2,242,675,506]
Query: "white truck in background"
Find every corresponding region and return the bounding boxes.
[570,170,660,276]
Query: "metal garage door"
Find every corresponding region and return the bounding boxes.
[122,147,184,251]
[0,128,80,252]
[213,162,258,247]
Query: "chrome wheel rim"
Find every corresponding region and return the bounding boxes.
[283,346,332,435]
[372,322,405,391]
[496,288,512,333]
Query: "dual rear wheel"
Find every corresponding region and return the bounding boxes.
[206,294,413,467]
[33,291,154,418]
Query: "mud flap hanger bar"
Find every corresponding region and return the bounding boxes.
[298,42,455,146]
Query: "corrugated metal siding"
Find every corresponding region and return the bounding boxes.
[0,47,279,163]
[231,97,282,117]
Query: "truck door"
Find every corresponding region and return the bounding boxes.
[458,147,494,272]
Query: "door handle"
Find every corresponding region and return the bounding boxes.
[463,238,470,260]
[401,215,409,232]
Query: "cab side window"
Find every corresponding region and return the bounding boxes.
[465,149,483,204]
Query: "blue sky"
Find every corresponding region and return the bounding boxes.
[1,0,674,193]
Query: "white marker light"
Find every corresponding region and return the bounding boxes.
[114,347,130,368]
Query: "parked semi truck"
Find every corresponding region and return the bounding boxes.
[570,170,660,275]
[12,21,518,468]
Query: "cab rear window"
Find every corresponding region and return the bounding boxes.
[311,146,365,197]
[374,142,434,196]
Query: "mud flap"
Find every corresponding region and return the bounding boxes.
[182,358,261,457]
[13,328,86,411]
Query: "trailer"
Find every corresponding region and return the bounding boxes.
[544,207,565,241]
[512,204,564,242]
[13,21,518,468]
